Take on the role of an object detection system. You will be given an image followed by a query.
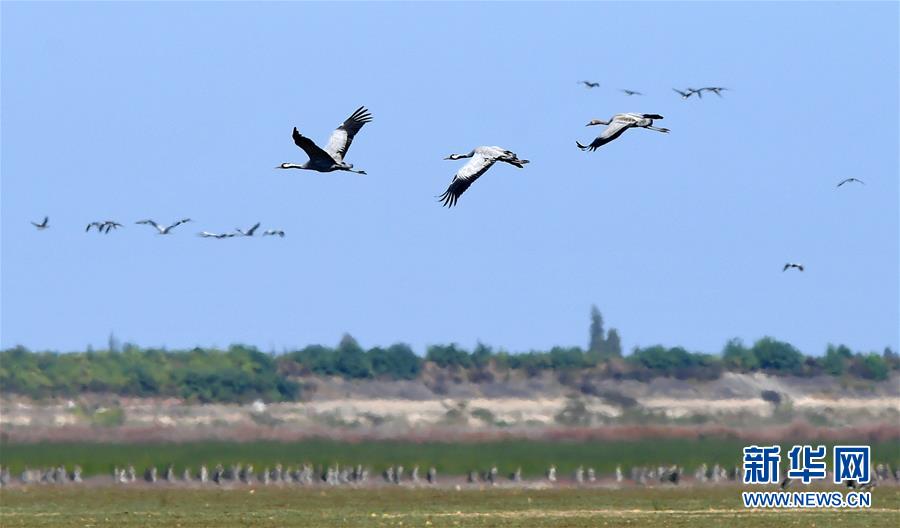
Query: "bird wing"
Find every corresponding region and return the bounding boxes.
[577,120,633,151]
[438,154,496,207]
[480,147,529,168]
[837,179,849,187]
[324,106,372,163]
[137,219,163,233]
[641,114,664,120]
[783,264,790,271]
[292,127,335,164]
[166,218,191,231]
[246,222,261,235]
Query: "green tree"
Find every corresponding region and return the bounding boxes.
[426,344,471,369]
[588,306,605,356]
[471,342,493,369]
[751,337,803,374]
[368,343,422,380]
[334,334,372,379]
[823,344,852,376]
[852,353,889,381]
[605,328,623,358]
[722,338,758,371]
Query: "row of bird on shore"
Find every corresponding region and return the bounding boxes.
[30,217,285,238]
[4,461,896,488]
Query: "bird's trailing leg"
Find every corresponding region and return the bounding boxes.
[647,126,670,133]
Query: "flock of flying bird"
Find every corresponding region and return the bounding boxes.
[30,85,866,270]
[30,216,285,239]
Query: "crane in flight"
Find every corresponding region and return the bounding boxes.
[277,106,372,175]
[199,231,236,239]
[438,146,529,207]
[577,113,669,151]
[31,216,49,230]
[673,88,700,99]
[837,178,865,187]
[236,222,261,237]
[135,218,192,235]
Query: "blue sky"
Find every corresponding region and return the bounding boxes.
[2,2,897,356]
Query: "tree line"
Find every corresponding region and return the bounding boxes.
[1,307,895,403]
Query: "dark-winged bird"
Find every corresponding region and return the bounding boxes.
[577,113,669,151]
[438,146,529,207]
[277,106,372,174]
[236,222,261,237]
[580,81,600,88]
[837,178,865,187]
[699,87,729,97]
[31,216,49,230]
[135,218,192,235]
[673,88,700,99]
[783,263,804,272]
[199,231,236,239]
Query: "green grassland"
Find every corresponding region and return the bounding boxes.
[2,438,899,478]
[1,486,899,528]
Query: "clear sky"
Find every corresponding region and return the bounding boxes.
[2,2,897,356]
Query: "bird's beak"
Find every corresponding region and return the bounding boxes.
[443,156,452,160]
[274,165,283,169]
[586,122,596,127]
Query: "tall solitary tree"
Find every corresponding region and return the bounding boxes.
[589,305,605,355]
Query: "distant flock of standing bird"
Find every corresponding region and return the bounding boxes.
[31,83,865,270]
[3,460,896,489]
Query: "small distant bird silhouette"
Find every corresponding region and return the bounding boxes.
[673,88,699,99]
[577,113,669,151]
[236,222,261,237]
[263,229,285,238]
[783,263,804,272]
[102,221,123,233]
[31,216,49,230]
[620,89,643,96]
[837,178,865,187]
[580,81,600,88]
[86,220,123,233]
[277,106,372,174]
[199,231,236,239]
[700,87,728,97]
[438,147,529,207]
[135,218,192,235]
